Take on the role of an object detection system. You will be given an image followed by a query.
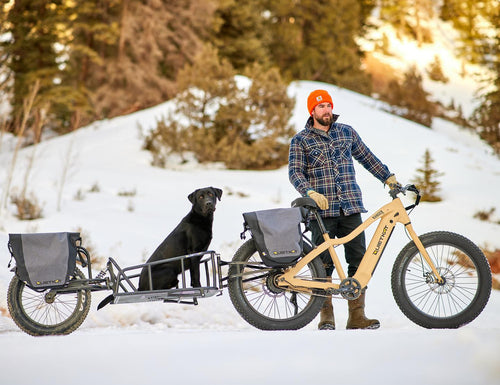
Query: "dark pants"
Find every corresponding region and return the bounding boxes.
[309,210,365,278]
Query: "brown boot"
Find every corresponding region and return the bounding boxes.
[318,296,335,330]
[346,290,380,330]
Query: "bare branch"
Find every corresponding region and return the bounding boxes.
[0,79,40,214]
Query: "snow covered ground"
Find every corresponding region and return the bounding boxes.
[0,80,499,385]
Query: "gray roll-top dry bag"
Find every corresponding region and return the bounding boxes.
[8,232,80,289]
[243,207,303,267]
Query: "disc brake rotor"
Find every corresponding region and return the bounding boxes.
[426,268,454,294]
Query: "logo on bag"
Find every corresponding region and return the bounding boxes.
[273,250,298,255]
[36,279,61,286]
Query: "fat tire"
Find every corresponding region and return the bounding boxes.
[391,231,491,329]
[228,239,326,330]
[7,268,91,336]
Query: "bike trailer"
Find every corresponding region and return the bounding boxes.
[105,250,223,306]
[242,207,304,267]
[8,232,80,289]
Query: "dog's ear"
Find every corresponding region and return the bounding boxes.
[188,189,198,204]
[212,187,223,201]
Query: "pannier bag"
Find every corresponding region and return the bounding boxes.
[8,232,80,288]
[243,207,303,267]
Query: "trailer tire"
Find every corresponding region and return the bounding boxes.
[7,268,91,336]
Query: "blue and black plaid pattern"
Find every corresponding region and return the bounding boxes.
[289,116,391,217]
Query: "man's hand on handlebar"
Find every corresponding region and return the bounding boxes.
[307,190,329,210]
[388,183,421,206]
[385,174,401,190]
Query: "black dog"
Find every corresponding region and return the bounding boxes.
[137,187,222,291]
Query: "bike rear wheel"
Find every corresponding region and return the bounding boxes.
[391,231,491,328]
[7,268,91,336]
[228,239,326,330]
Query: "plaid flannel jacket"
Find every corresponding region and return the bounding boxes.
[288,116,392,218]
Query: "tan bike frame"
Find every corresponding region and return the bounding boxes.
[277,194,444,293]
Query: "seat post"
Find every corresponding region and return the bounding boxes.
[313,210,328,235]
[291,197,328,234]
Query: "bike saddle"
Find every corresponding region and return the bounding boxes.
[291,197,319,211]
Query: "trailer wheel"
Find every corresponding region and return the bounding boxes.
[7,268,91,336]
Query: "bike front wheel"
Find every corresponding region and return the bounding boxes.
[228,239,327,330]
[7,268,91,336]
[391,231,491,328]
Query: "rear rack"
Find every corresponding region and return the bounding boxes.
[105,250,223,305]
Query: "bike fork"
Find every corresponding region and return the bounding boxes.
[405,223,444,284]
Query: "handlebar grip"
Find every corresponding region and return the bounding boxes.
[389,186,402,199]
[389,184,421,208]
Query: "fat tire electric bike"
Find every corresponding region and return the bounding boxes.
[227,185,492,330]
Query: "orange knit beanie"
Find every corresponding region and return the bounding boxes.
[307,90,333,115]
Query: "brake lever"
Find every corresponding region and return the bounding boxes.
[389,184,404,199]
[405,184,421,207]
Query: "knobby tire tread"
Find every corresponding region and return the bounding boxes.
[7,268,91,336]
[391,231,491,329]
[228,239,326,330]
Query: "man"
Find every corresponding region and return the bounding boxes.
[288,89,399,330]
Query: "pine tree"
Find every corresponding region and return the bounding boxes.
[379,0,409,32]
[380,0,433,45]
[472,1,500,154]
[384,65,436,127]
[213,0,270,71]
[62,0,126,123]
[263,0,371,94]
[63,0,219,123]
[413,0,434,46]
[260,0,301,80]
[440,0,491,63]
[147,46,295,170]
[357,0,377,30]
[427,55,449,83]
[440,0,457,21]
[0,0,64,128]
[473,85,500,155]
[412,149,444,202]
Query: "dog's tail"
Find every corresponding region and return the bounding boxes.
[97,294,114,310]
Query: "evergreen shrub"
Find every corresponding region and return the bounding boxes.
[145,46,295,170]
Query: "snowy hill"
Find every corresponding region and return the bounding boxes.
[0,81,499,385]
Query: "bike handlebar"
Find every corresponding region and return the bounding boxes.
[292,184,421,215]
[389,184,421,209]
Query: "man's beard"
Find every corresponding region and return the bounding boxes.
[315,113,333,127]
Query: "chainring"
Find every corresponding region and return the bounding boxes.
[339,277,362,300]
